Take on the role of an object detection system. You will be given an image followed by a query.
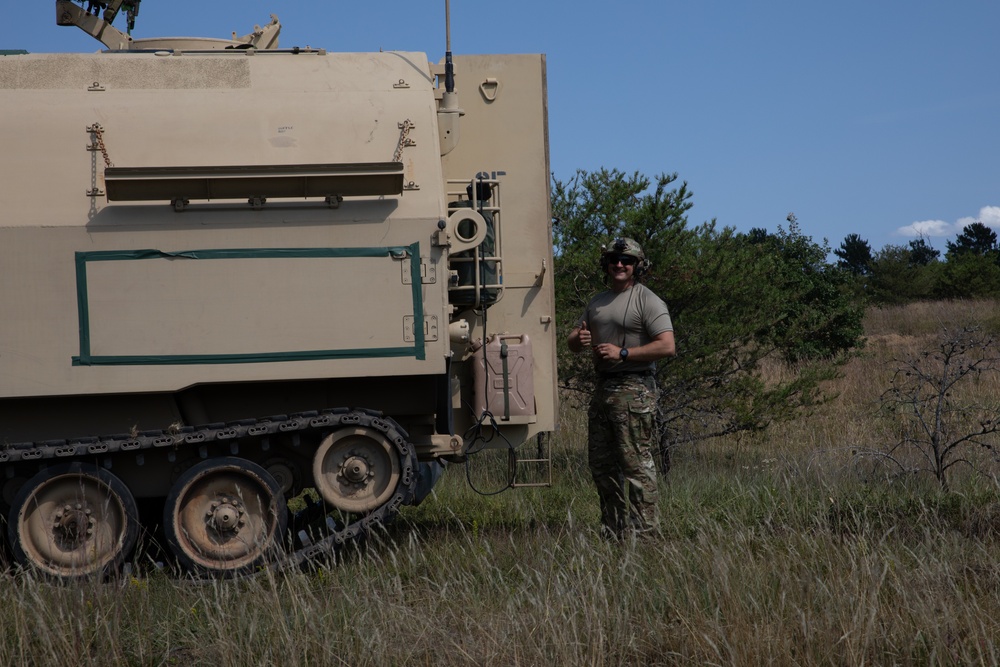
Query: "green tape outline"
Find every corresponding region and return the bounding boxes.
[73,244,425,366]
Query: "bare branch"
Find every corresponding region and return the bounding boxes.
[879,326,1000,487]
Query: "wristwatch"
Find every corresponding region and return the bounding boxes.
[619,347,629,360]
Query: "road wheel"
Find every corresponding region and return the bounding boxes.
[163,457,287,576]
[313,426,402,513]
[8,462,138,579]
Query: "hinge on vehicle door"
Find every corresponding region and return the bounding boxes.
[401,256,436,284]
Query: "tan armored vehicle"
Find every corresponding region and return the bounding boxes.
[0,0,556,577]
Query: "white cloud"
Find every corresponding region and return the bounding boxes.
[896,206,1000,238]
[980,206,1000,227]
[896,219,954,237]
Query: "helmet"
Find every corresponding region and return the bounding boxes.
[607,237,644,261]
[600,237,650,277]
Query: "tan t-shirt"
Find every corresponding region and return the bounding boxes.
[576,284,673,373]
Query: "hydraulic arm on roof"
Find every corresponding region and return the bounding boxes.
[55,0,280,51]
[56,0,138,49]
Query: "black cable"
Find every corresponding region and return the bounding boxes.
[462,400,516,496]
[620,284,635,349]
[461,301,518,496]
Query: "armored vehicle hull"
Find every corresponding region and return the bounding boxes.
[0,11,556,576]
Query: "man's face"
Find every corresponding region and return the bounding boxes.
[605,253,636,284]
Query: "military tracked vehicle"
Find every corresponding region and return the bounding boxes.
[0,1,556,577]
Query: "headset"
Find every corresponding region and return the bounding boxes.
[600,237,651,280]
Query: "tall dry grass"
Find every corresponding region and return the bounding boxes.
[3,300,1000,665]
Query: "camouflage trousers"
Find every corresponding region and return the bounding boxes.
[587,373,660,537]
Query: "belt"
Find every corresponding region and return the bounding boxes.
[598,370,655,379]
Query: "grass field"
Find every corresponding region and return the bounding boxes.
[4,301,1000,665]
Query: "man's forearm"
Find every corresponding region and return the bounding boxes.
[624,339,675,362]
[625,332,676,362]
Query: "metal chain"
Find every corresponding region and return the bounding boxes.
[393,119,413,162]
[91,123,114,168]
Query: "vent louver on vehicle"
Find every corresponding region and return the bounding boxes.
[103,162,405,207]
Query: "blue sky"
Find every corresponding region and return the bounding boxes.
[7,1,998,255]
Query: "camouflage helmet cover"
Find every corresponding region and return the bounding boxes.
[602,237,645,261]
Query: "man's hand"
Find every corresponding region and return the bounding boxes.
[568,321,592,353]
[578,321,592,348]
[592,343,623,362]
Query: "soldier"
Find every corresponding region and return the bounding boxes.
[567,238,675,537]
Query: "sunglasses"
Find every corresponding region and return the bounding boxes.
[605,254,637,266]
